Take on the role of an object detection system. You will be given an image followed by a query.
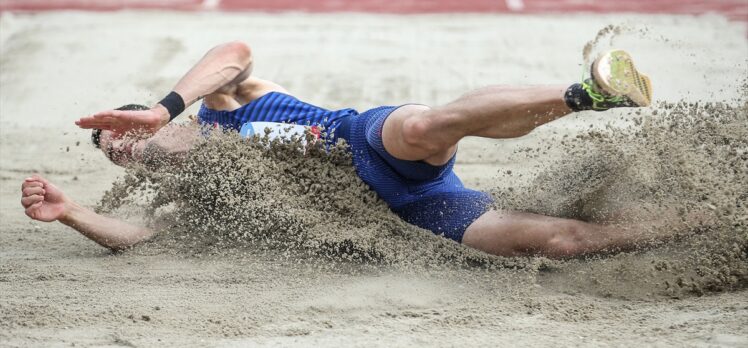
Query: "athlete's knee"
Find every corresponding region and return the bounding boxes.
[401,117,431,147]
[400,109,451,155]
[545,221,590,257]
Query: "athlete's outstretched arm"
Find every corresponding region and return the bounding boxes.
[76,41,253,135]
[21,176,154,251]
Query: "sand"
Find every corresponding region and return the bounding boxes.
[1,11,747,347]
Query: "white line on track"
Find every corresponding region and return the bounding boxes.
[202,0,221,10]
[506,0,525,12]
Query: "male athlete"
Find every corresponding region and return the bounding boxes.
[21,41,679,258]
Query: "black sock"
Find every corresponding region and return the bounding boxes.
[564,83,594,111]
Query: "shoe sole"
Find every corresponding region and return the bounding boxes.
[592,50,653,107]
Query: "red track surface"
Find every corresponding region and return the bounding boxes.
[1,0,746,22]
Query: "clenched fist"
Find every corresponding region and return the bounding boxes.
[21,175,68,222]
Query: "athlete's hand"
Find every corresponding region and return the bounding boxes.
[75,105,169,136]
[21,175,69,223]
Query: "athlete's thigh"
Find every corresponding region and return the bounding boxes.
[462,209,578,257]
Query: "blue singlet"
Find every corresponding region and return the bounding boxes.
[198,92,493,242]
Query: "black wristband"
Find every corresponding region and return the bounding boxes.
[158,91,186,122]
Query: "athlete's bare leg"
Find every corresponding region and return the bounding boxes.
[383,85,570,165]
[461,208,705,258]
[379,73,679,257]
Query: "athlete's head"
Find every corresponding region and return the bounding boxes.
[91,104,149,166]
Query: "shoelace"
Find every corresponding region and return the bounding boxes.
[581,79,625,104]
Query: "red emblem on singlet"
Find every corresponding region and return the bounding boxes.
[309,125,322,139]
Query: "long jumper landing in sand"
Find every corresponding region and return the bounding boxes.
[21,41,708,258]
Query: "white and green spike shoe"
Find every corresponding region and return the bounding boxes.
[584,49,653,110]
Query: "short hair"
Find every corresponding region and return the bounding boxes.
[91,104,150,148]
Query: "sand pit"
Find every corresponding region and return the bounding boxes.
[1,11,747,347]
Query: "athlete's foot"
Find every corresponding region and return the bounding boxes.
[583,49,653,110]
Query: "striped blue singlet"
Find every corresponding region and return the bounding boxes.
[197,92,493,242]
